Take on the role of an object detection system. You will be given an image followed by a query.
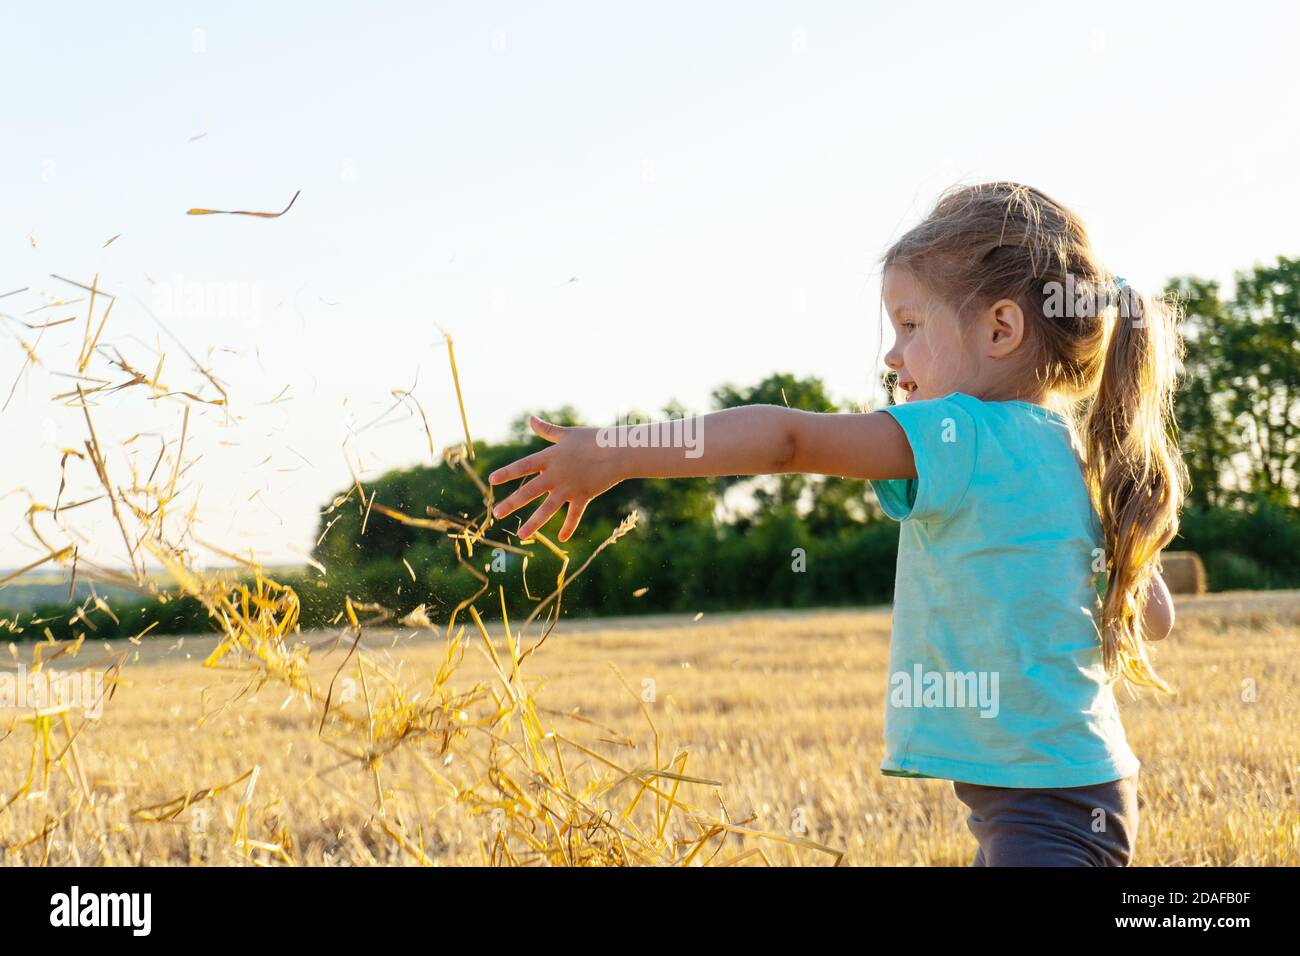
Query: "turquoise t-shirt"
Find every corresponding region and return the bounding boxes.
[869,392,1139,789]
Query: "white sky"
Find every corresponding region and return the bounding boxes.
[3,0,1298,570]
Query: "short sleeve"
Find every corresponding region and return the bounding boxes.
[869,393,979,523]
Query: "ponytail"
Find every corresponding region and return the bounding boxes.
[1082,281,1188,693]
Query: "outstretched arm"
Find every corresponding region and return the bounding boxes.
[488,406,915,541]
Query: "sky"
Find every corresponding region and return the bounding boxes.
[2,0,1298,570]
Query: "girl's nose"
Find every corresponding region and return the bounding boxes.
[884,346,903,371]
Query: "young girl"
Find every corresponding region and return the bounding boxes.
[487,181,1187,867]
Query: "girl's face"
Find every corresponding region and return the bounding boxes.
[881,265,982,403]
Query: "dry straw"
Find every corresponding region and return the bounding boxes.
[0,276,843,866]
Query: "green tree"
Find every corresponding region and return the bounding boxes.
[1172,257,1300,507]
[1169,276,1239,508]
[1229,258,1300,503]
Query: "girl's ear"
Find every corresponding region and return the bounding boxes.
[983,298,1026,358]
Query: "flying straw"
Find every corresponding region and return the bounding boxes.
[438,328,474,460]
[187,190,301,218]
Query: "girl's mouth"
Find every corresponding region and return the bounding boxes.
[898,380,918,397]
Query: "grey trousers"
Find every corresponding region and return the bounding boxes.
[951,775,1139,867]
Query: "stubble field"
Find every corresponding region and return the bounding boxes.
[2,590,1296,866]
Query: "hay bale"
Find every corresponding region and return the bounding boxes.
[1162,551,1207,595]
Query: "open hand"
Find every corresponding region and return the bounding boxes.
[487,416,623,542]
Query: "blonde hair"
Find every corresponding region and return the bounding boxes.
[883,182,1188,693]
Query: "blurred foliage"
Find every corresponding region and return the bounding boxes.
[1172,256,1300,508]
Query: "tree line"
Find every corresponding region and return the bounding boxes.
[7,257,1299,641]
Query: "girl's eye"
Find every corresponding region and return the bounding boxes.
[901,322,917,332]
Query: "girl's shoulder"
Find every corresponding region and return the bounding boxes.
[941,391,1067,427]
[873,391,1092,528]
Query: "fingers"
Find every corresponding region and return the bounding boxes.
[491,476,548,520]
[530,415,565,444]
[557,498,588,542]
[517,493,565,541]
[488,449,546,485]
